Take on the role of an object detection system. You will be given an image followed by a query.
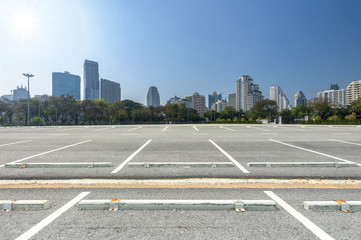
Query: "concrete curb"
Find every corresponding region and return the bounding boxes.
[0,200,50,211]
[77,199,277,211]
[5,162,113,168]
[247,162,359,168]
[303,201,361,212]
[127,162,235,168]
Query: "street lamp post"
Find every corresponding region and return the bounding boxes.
[23,73,34,126]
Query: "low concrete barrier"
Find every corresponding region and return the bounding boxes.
[78,199,277,211]
[127,162,235,168]
[247,162,358,168]
[5,162,113,168]
[0,200,50,211]
[303,200,361,212]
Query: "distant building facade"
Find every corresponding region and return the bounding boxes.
[13,85,29,100]
[100,79,121,103]
[83,60,99,100]
[236,75,263,111]
[317,85,345,107]
[167,96,181,105]
[191,92,206,116]
[211,99,228,112]
[294,91,307,107]
[147,86,160,107]
[208,91,222,109]
[1,94,13,101]
[228,93,236,110]
[270,85,291,112]
[346,80,361,105]
[52,72,81,100]
[166,96,192,108]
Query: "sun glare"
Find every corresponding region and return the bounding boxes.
[8,8,41,41]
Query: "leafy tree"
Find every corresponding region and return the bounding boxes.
[249,100,277,120]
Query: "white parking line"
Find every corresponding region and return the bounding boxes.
[268,139,360,165]
[208,139,250,173]
[264,191,334,240]
[162,126,168,132]
[329,139,361,146]
[193,126,199,131]
[250,126,271,131]
[0,140,92,168]
[127,126,142,132]
[0,140,32,147]
[220,126,235,131]
[15,192,90,240]
[111,139,152,174]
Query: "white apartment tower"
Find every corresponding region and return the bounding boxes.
[270,85,291,112]
[317,89,346,107]
[294,91,307,107]
[146,86,160,107]
[346,80,361,105]
[236,75,263,111]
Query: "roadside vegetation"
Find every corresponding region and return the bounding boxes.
[0,95,360,125]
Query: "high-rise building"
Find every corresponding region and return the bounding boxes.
[211,99,228,112]
[270,85,291,112]
[100,79,121,103]
[13,85,28,100]
[317,85,346,107]
[228,93,236,110]
[208,91,222,109]
[346,80,361,105]
[236,75,263,111]
[52,72,81,100]
[166,96,180,105]
[191,92,206,116]
[294,91,307,107]
[147,86,160,107]
[83,60,99,100]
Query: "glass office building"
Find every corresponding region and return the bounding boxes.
[52,72,81,100]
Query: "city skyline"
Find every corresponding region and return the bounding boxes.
[1,0,361,105]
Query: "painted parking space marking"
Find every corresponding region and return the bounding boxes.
[208,139,250,173]
[329,139,361,146]
[127,126,142,132]
[0,140,92,168]
[162,126,168,132]
[193,126,199,131]
[111,139,152,174]
[0,140,32,147]
[264,191,334,240]
[268,139,361,166]
[15,192,90,240]
[220,126,235,131]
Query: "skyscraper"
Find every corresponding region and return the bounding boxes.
[100,79,121,103]
[52,71,81,100]
[208,91,222,109]
[228,93,236,109]
[147,86,160,106]
[191,92,206,116]
[236,75,263,111]
[83,60,99,100]
[317,85,345,107]
[294,91,307,107]
[270,85,291,112]
[346,80,361,105]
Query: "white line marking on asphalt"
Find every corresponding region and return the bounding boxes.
[162,126,168,132]
[0,140,32,147]
[92,128,109,132]
[127,126,142,132]
[220,126,235,131]
[208,139,250,173]
[268,139,360,166]
[15,192,90,240]
[250,126,271,131]
[193,126,199,131]
[264,191,334,240]
[111,139,152,174]
[0,140,92,168]
[329,139,361,146]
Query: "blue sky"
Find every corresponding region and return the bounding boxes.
[0,0,360,105]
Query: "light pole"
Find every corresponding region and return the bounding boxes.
[23,73,34,126]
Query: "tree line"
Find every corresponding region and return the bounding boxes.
[0,95,360,125]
